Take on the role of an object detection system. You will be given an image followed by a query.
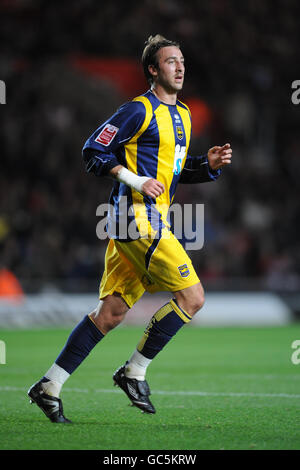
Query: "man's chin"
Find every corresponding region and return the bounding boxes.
[168,83,183,94]
[174,82,184,91]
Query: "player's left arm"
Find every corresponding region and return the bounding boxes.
[179,143,232,184]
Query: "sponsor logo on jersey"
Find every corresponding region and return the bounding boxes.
[95,124,119,146]
[174,113,181,123]
[177,264,190,278]
[176,126,184,140]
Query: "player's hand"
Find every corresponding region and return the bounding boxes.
[207,143,232,170]
[141,178,165,198]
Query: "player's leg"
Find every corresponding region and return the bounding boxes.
[89,293,129,334]
[113,284,204,415]
[125,282,204,378]
[27,295,128,423]
[173,281,205,316]
[45,293,129,390]
[28,239,143,423]
[112,232,203,414]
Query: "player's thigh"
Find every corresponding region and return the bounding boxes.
[99,239,145,308]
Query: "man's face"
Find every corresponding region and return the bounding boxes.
[151,46,185,93]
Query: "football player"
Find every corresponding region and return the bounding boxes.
[28,34,232,422]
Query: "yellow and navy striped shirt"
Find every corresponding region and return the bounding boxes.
[83,90,219,240]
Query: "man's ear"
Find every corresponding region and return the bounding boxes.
[148,64,158,79]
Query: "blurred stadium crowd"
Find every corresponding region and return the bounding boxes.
[0,0,299,293]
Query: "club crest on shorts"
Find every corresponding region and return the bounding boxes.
[177,264,190,278]
[95,124,119,146]
[176,126,184,140]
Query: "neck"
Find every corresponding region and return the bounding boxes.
[151,84,177,105]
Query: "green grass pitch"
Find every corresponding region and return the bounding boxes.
[0,324,299,450]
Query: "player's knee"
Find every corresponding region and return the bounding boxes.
[188,284,205,316]
[103,312,124,331]
[91,309,125,333]
[175,283,205,317]
[189,292,205,316]
[90,296,128,334]
[196,292,205,312]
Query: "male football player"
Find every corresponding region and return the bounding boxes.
[28,35,232,422]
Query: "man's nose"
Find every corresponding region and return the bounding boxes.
[176,61,184,72]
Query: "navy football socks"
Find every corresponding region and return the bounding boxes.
[41,300,191,390]
[137,299,192,359]
[54,315,105,374]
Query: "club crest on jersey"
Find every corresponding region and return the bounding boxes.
[178,264,190,278]
[176,126,184,140]
[95,124,119,146]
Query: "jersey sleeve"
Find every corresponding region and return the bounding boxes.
[179,153,221,184]
[82,100,146,177]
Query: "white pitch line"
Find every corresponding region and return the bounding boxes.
[0,386,299,399]
[97,389,300,399]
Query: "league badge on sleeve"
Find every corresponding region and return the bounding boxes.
[177,264,190,278]
[95,124,119,146]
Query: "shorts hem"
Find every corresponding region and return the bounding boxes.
[99,290,137,309]
[144,277,200,294]
[171,277,200,293]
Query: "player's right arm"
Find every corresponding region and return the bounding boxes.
[82,101,164,197]
[110,165,164,198]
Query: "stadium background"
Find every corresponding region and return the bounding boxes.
[1,0,300,453]
[0,0,299,326]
